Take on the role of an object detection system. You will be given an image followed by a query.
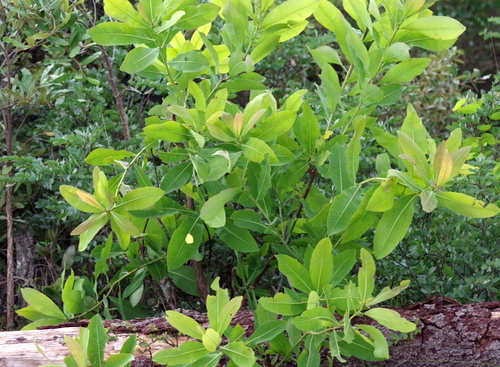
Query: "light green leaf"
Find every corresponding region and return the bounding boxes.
[242,138,278,164]
[327,144,353,193]
[216,219,259,252]
[327,185,363,235]
[64,335,86,367]
[371,126,401,160]
[231,210,267,233]
[366,182,395,212]
[153,341,209,365]
[401,106,428,154]
[259,293,307,316]
[174,3,220,30]
[309,238,333,292]
[367,280,410,306]
[217,296,243,334]
[144,121,191,142]
[170,51,210,73]
[379,58,431,84]
[110,211,140,236]
[85,148,136,166]
[202,328,222,352]
[294,102,320,155]
[104,0,149,27]
[60,186,104,213]
[346,118,366,180]
[276,255,314,293]
[357,325,389,359]
[200,188,242,228]
[358,248,375,303]
[220,342,256,367]
[436,192,500,218]
[88,314,108,367]
[104,354,135,367]
[166,311,205,340]
[20,288,66,319]
[398,131,431,180]
[383,42,411,63]
[403,16,466,40]
[341,186,378,243]
[120,47,159,74]
[330,250,356,287]
[364,308,416,332]
[420,190,438,213]
[253,110,296,142]
[450,146,471,178]
[71,212,108,236]
[261,0,319,29]
[387,169,423,192]
[118,187,164,210]
[374,195,416,259]
[88,22,155,45]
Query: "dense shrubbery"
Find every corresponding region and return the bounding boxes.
[1,0,500,364]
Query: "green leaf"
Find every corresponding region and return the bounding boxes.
[202,328,222,352]
[110,211,140,236]
[120,47,159,74]
[88,314,108,367]
[403,16,466,40]
[231,210,267,233]
[174,3,220,30]
[60,186,104,213]
[327,185,363,235]
[242,138,278,164]
[366,182,395,212]
[398,130,431,180]
[367,280,410,306]
[276,255,314,293]
[383,42,411,63]
[374,195,416,259]
[358,249,375,303]
[387,169,422,192]
[341,186,378,243]
[309,238,333,292]
[401,105,428,153]
[436,192,500,218]
[217,296,243,334]
[167,216,204,270]
[170,51,210,73]
[153,341,209,365]
[259,293,307,316]
[105,354,135,367]
[220,342,256,367]
[420,190,438,213]
[144,120,191,142]
[64,335,86,367]
[379,58,431,84]
[346,118,366,180]
[104,0,149,27]
[166,311,205,340]
[160,162,193,193]
[292,307,338,332]
[294,102,319,155]
[169,266,201,297]
[85,148,136,166]
[200,188,242,228]
[330,250,356,287]
[261,0,320,29]
[216,219,259,252]
[327,144,354,193]
[253,110,296,142]
[364,308,416,332]
[245,320,286,347]
[20,288,66,319]
[118,187,164,210]
[371,126,401,160]
[297,349,320,367]
[357,325,389,359]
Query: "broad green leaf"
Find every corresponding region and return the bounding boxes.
[397,131,431,180]
[117,187,164,210]
[387,169,423,192]
[189,353,222,367]
[402,16,466,40]
[85,148,136,166]
[401,106,428,154]
[294,102,319,155]
[250,36,280,64]
[144,121,191,142]
[327,145,353,194]
[450,146,471,178]
[169,266,201,297]
[216,296,243,334]
[19,317,67,330]
[358,248,375,303]
[292,307,337,332]
[169,51,210,73]
[166,311,205,340]
[319,64,342,111]
[245,320,286,347]
[360,85,384,105]
[358,325,389,359]
[216,219,259,252]
[64,336,86,367]
[20,288,66,319]
[337,333,378,361]
[206,278,229,336]
[104,0,149,28]
[327,185,363,235]
[110,211,140,236]
[220,342,256,367]
[261,0,319,29]
[309,238,333,292]
[161,162,193,193]
[420,190,438,213]
[60,186,104,213]
[253,110,296,142]
[153,341,209,365]
[433,141,453,186]
[242,138,278,164]
[247,158,271,201]
[297,349,320,367]
[346,118,366,181]
[379,58,431,84]
[396,30,459,51]
[75,213,109,251]
[202,328,221,352]
[231,210,267,233]
[200,188,242,228]
[371,126,400,160]
[174,3,220,30]
[366,181,395,212]
[167,216,204,270]
[259,293,307,316]
[374,195,416,259]
[341,186,378,243]
[330,250,357,287]
[120,47,159,74]
[344,0,372,32]
[383,42,410,63]
[367,280,410,306]
[446,128,462,153]
[105,354,135,367]
[88,314,108,367]
[364,308,416,332]
[436,192,500,218]
[276,255,314,293]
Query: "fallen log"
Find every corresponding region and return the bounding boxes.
[2,300,500,366]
